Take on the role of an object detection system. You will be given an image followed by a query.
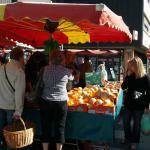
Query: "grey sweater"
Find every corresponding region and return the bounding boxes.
[0,60,25,116]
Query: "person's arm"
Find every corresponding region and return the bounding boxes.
[14,69,25,117]
[26,82,32,93]
[74,70,80,81]
[121,76,129,90]
[67,69,74,81]
[35,67,45,100]
[25,65,33,92]
[105,70,108,81]
[89,64,93,72]
[145,76,150,109]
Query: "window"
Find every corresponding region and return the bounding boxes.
[144,23,149,32]
[143,16,150,34]
[0,0,12,3]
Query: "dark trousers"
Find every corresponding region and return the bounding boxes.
[123,109,144,143]
[40,100,67,144]
[0,109,14,150]
[79,79,86,88]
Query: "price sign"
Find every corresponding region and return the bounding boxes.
[85,72,101,85]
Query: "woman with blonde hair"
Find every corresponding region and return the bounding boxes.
[122,57,150,150]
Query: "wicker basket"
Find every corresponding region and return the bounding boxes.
[3,118,34,148]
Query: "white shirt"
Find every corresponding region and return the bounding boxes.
[100,69,108,81]
[0,60,25,116]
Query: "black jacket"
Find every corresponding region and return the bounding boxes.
[122,74,150,110]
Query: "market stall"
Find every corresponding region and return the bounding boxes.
[66,83,123,142]
[0,2,131,144]
[23,82,123,143]
[64,49,122,81]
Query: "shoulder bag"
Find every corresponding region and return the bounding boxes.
[4,64,15,92]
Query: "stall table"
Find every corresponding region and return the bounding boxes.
[23,89,123,143]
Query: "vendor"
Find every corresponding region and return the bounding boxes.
[66,62,80,89]
[79,56,93,88]
[37,50,73,150]
[99,63,108,84]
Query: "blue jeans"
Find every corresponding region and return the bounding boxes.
[0,109,14,150]
[123,109,144,143]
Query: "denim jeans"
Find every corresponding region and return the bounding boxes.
[123,109,144,143]
[0,109,14,150]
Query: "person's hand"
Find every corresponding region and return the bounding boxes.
[127,69,132,76]
[13,115,21,121]
[144,108,149,114]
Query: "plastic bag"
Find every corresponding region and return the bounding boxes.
[141,112,150,135]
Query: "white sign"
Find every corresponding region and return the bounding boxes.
[142,31,150,49]
[133,30,138,40]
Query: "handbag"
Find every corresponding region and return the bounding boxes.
[141,112,150,135]
[4,64,15,92]
[133,90,148,107]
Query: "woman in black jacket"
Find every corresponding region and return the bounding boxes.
[122,57,150,150]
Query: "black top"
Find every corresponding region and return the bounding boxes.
[25,54,47,87]
[122,74,150,110]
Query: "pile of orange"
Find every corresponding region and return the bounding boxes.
[67,82,120,113]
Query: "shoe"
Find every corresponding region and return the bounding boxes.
[131,144,137,150]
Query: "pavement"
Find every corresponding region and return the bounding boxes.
[9,118,150,150]
[91,119,150,150]
[62,118,150,150]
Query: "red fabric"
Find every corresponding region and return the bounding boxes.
[0,18,130,47]
[5,2,99,23]
[0,18,68,47]
[99,6,132,40]
[78,20,130,43]
[4,2,132,41]
[0,2,132,46]
[0,37,16,48]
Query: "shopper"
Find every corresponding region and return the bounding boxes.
[79,56,93,88]
[122,57,150,150]
[25,51,47,93]
[38,50,73,150]
[0,47,25,150]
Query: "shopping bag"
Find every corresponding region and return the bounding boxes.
[141,112,150,135]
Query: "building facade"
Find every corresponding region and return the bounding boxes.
[0,0,13,3]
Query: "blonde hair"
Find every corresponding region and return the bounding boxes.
[128,57,146,78]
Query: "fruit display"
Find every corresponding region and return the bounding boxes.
[67,82,121,115]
